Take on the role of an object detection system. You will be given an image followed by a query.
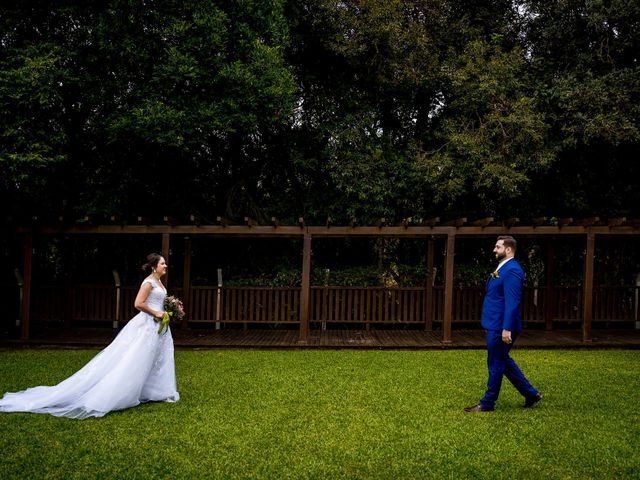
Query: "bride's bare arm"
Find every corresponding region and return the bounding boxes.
[134,282,164,318]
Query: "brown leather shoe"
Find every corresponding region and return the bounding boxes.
[524,393,543,408]
[464,404,494,412]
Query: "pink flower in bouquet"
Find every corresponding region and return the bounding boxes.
[164,295,185,321]
[157,295,185,334]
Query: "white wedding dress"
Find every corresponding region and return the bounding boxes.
[0,280,179,419]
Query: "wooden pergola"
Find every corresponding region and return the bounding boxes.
[15,216,640,344]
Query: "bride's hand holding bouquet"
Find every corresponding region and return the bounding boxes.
[157,295,185,334]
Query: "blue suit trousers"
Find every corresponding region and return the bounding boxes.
[480,330,538,408]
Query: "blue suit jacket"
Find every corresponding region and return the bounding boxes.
[481,259,524,332]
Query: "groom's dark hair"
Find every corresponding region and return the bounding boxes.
[498,235,517,253]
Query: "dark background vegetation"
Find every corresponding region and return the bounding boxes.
[1,1,639,286]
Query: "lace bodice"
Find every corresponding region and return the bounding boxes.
[143,280,167,311]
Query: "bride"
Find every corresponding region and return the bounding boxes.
[0,253,180,419]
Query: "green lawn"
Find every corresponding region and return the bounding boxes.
[0,349,638,479]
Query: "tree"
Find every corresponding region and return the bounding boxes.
[286,0,451,221]
[0,0,296,220]
[285,0,555,220]
[1,0,638,225]
[420,37,556,215]
[521,0,640,215]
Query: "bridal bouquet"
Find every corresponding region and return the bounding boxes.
[157,295,185,334]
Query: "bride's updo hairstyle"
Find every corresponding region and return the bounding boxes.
[142,253,163,274]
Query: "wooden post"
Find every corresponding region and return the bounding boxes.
[161,233,170,288]
[299,234,312,343]
[424,238,435,331]
[182,237,191,329]
[21,233,33,341]
[545,241,555,331]
[63,280,73,329]
[582,231,595,342]
[112,270,121,329]
[443,233,455,344]
[216,269,222,330]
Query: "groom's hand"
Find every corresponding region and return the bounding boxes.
[502,329,512,344]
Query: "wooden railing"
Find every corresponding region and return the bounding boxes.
[593,286,638,322]
[25,284,639,328]
[310,287,425,323]
[32,285,134,323]
[189,286,300,323]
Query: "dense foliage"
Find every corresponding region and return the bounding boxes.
[1,0,638,225]
[1,0,295,221]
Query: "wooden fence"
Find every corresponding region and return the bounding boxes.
[24,284,639,328]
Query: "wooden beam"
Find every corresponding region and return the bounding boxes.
[470,217,494,227]
[607,217,626,227]
[162,233,170,288]
[21,233,33,341]
[14,224,640,237]
[110,215,124,225]
[422,217,440,226]
[189,214,201,226]
[244,216,258,227]
[545,241,555,331]
[442,217,467,227]
[582,231,595,342]
[442,233,455,344]
[574,217,600,226]
[299,234,312,343]
[182,236,191,329]
[424,238,435,331]
[306,226,440,237]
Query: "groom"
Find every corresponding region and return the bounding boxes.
[465,236,542,412]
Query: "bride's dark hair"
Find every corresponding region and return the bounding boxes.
[141,253,163,274]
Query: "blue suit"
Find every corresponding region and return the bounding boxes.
[479,258,538,408]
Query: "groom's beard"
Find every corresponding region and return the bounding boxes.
[495,251,507,262]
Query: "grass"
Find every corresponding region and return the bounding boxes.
[0,348,638,479]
